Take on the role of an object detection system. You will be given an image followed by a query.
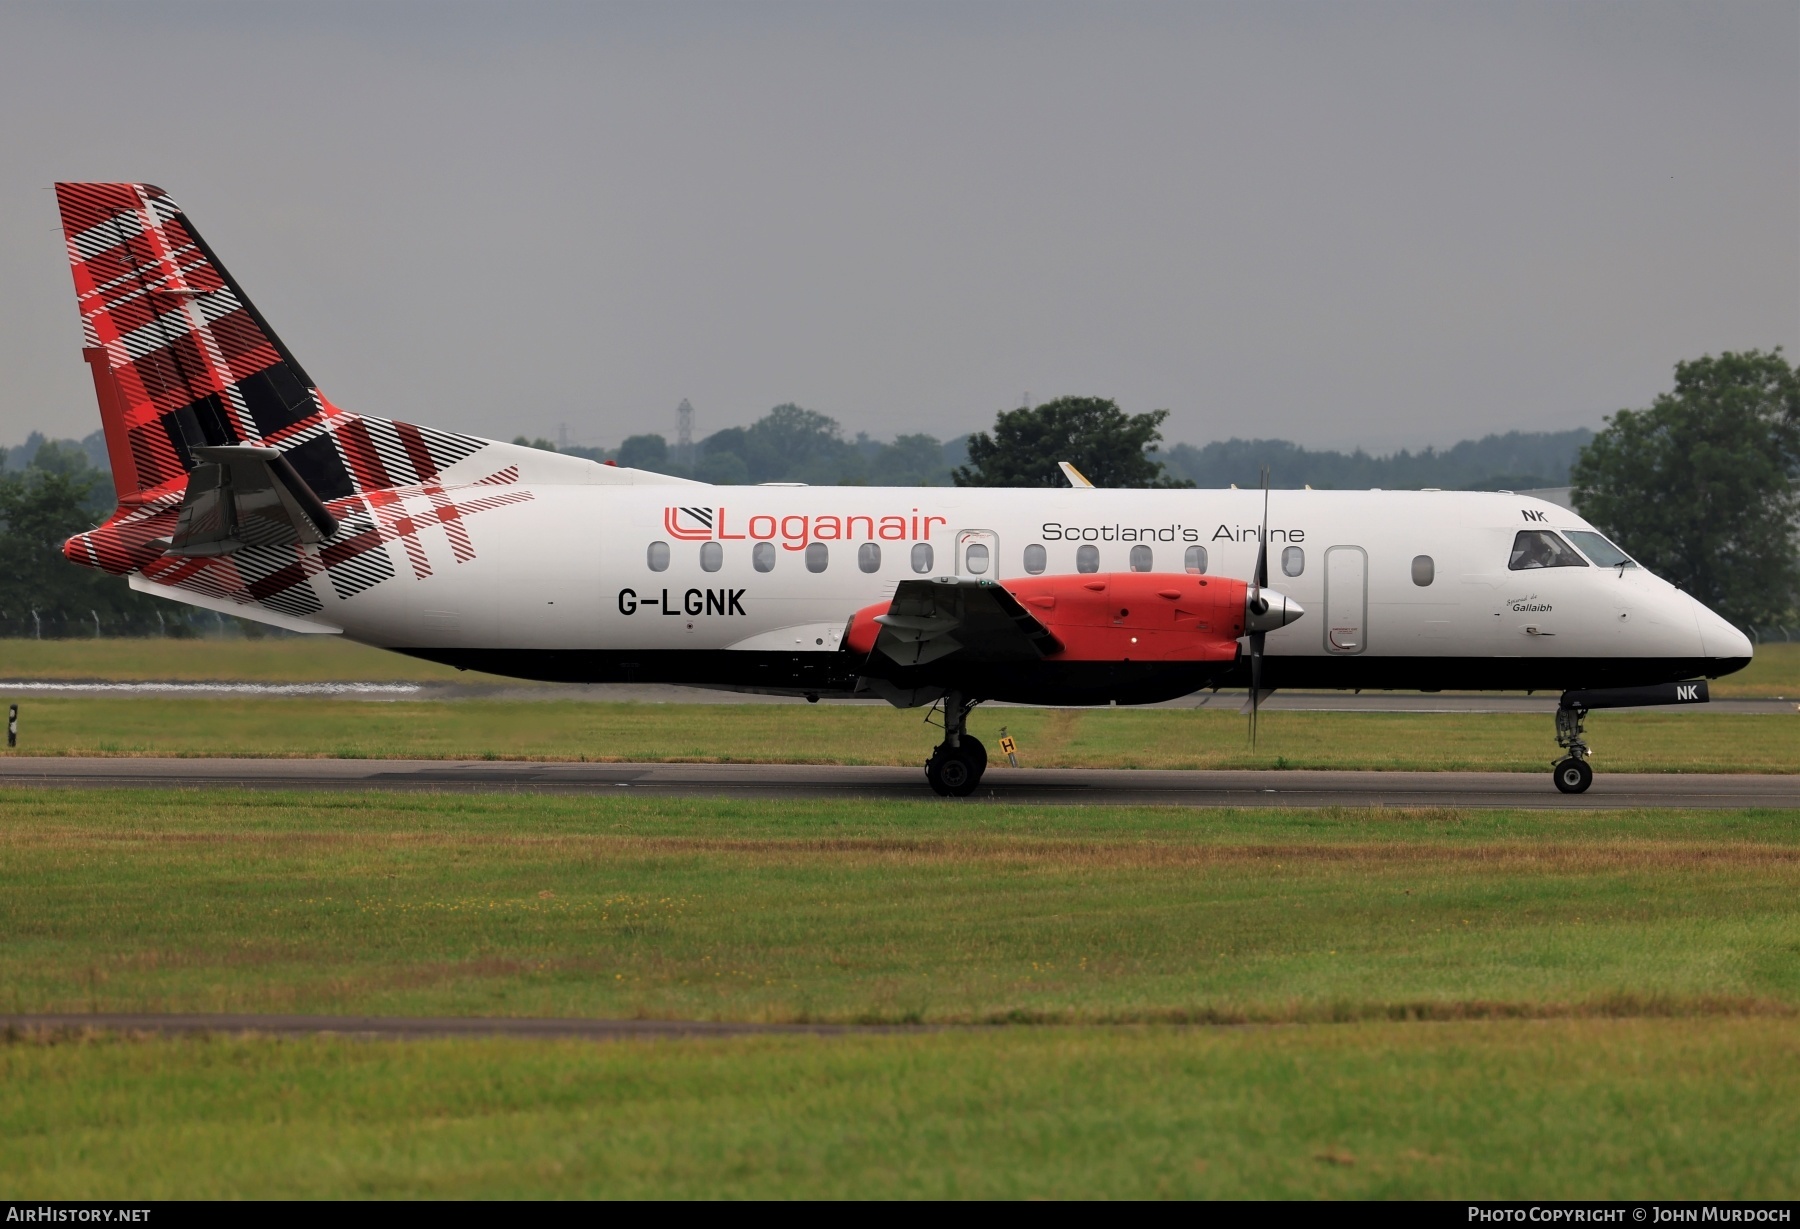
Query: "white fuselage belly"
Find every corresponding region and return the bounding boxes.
[317,483,1747,695]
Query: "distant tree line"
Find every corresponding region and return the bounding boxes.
[516,403,969,486]
[514,403,1593,493]
[1160,429,1593,492]
[0,439,221,639]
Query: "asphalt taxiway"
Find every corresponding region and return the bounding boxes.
[2,679,1794,712]
[2,756,1795,809]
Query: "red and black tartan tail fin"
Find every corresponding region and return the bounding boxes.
[55,182,324,504]
[54,183,516,623]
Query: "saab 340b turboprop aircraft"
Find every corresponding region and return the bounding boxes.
[51,183,1752,795]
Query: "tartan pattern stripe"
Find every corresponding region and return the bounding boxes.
[55,183,530,622]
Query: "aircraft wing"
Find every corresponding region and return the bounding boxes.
[870,578,1062,667]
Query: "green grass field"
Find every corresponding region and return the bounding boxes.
[1,788,1796,1197]
[1,637,1795,696]
[1,694,1793,772]
[6,791,1797,1021]
[0,637,513,684]
[6,1020,1796,1198]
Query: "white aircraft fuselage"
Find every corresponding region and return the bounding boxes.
[128,465,1745,703]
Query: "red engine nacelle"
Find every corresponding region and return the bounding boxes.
[845,572,1248,663]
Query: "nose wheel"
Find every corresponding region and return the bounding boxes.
[925,692,987,797]
[1553,702,1593,794]
[1553,756,1593,794]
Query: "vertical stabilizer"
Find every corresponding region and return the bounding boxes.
[52,183,544,630]
[55,183,321,501]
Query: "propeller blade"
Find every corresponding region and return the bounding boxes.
[1249,631,1264,745]
[1249,466,1271,745]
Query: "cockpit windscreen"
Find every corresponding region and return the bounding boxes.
[1564,530,1637,568]
[1508,530,1587,571]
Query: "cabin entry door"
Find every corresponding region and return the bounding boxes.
[1323,545,1368,654]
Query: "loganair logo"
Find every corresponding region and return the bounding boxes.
[663,506,947,550]
[665,506,716,541]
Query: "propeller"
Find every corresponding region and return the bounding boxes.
[1249,467,1270,745]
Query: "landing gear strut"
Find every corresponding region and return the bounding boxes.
[1553,703,1594,794]
[925,691,987,797]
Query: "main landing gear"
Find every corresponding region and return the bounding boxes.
[925,691,987,797]
[1553,702,1594,794]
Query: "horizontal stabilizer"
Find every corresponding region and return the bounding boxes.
[166,445,339,557]
[128,572,342,634]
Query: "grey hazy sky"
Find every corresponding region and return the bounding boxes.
[2,1,1795,453]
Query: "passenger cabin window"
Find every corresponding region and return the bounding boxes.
[1076,544,1100,574]
[1185,545,1207,574]
[1282,546,1304,577]
[911,542,934,574]
[1509,530,1586,571]
[1129,544,1152,572]
[965,542,989,574]
[805,542,829,573]
[1411,555,1434,586]
[1023,544,1047,574]
[700,542,723,572]
[753,542,775,573]
[1565,531,1636,568]
[858,542,881,573]
[647,541,670,572]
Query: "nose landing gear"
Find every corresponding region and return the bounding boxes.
[925,691,987,797]
[1553,702,1593,794]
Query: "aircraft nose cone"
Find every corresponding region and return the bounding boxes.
[1246,589,1304,633]
[1701,607,1753,662]
[1686,597,1752,674]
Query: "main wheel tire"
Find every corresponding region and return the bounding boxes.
[925,746,984,797]
[961,735,988,775]
[1553,757,1593,794]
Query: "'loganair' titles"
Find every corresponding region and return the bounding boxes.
[665,507,947,549]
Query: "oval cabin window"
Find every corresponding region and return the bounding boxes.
[700,542,723,573]
[911,542,934,574]
[965,543,989,574]
[1185,545,1207,574]
[647,541,670,572]
[1282,546,1305,577]
[1076,544,1100,574]
[805,542,829,573]
[858,542,881,573]
[1411,554,1434,586]
[1023,544,1047,574]
[752,542,775,573]
[1129,544,1152,572]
